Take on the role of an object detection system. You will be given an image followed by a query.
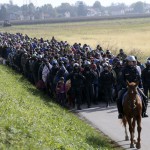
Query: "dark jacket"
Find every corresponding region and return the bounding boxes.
[99,70,115,87]
[113,66,122,84]
[142,67,150,86]
[66,72,85,88]
[83,68,97,86]
[121,65,143,88]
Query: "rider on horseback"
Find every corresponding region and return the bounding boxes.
[117,55,148,119]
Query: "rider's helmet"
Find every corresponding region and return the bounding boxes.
[126,55,136,67]
[126,55,136,62]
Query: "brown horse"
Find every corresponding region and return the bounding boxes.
[122,81,142,149]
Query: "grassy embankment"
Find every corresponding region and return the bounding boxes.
[0,17,150,61]
[0,64,121,150]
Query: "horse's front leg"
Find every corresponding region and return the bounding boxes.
[127,118,135,148]
[125,125,129,141]
[132,118,136,144]
[122,117,129,141]
[136,116,142,149]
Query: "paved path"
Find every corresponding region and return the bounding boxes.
[78,102,150,150]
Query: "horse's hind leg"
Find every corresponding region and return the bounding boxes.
[136,117,142,149]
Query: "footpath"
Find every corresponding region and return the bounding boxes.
[78,103,150,150]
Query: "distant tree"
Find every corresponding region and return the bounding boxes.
[0,5,8,20]
[76,1,87,16]
[21,4,29,17]
[107,3,127,12]
[21,3,35,20]
[56,3,77,17]
[116,3,127,10]
[6,3,20,20]
[93,1,102,10]
[34,7,41,19]
[56,3,71,15]
[131,1,144,13]
[6,3,20,13]
[28,3,36,16]
[40,4,56,18]
[9,0,13,5]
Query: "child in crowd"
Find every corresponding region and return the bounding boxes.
[56,77,66,106]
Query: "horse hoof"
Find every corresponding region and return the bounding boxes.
[130,144,135,148]
[136,143,141,149]
[125,136,129,141]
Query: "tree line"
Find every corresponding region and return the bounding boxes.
[0,1,150,21]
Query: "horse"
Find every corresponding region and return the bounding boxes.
[122,81,142,149]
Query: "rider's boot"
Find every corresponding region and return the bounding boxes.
[142,99,148,118]
[142,112,148,118]
[117,98,123,119]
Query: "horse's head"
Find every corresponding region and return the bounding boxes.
[126,81,139,95]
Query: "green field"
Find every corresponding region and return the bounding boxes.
[0,65,122,150]
[0,18,150,61]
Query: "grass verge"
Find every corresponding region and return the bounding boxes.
[0,65,122,150]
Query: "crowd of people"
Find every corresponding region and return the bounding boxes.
[0,32,150,118]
